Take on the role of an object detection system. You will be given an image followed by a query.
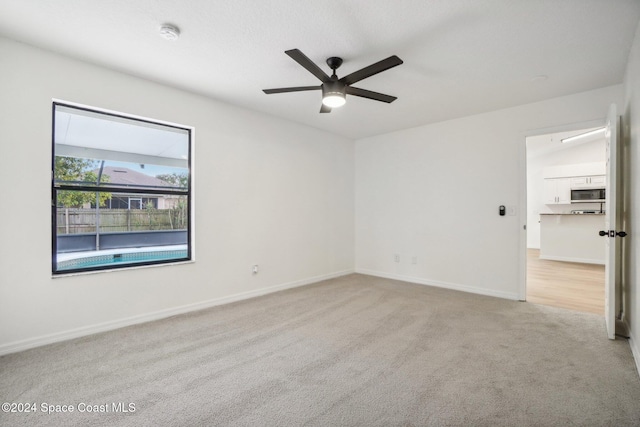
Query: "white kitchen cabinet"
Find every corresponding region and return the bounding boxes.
[544,178,571,204]
[543,162,606,179]
[570,175,606,189]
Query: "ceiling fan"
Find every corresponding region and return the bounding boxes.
[263,49,403,113]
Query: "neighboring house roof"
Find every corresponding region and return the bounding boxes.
[96,166,175,188]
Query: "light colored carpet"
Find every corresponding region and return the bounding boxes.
[1,274,639,426]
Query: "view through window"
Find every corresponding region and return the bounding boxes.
[52,103,191,274]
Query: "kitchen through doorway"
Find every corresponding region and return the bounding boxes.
[525,127,606,315]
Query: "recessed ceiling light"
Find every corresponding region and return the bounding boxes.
[159,24,180,41]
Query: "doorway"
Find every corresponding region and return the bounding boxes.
[524,127,607,315]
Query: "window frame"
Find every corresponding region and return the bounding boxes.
[51,101,193,275]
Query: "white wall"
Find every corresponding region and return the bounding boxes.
[355,85,622,300]
[621,20,640,371]
[526,138,606,248]
[0,37,355,353]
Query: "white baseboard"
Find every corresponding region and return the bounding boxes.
[355,268,520,301]
[0,269,354,356]
[539,254,605,265]
[628,327,640,378]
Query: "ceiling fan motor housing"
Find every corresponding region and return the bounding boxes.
[322,79,346,97]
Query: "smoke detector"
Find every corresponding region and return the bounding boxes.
[159,24,180,41]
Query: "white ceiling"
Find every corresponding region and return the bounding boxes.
[527,127,605,159]
[1,0,639,140]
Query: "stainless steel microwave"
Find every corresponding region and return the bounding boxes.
[571,188,605,203]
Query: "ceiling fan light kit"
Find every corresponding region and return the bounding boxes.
[322,93,346,108]
[263,49,403,113]
[321,81,346,108]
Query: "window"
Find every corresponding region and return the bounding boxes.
[52,103,192,274]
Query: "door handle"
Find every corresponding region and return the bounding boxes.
[599,230,628,237]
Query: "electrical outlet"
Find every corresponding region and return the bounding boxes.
[252,265,259,274]
[394,254,400,263]
[412,256,417,265]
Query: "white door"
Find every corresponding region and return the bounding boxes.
[603,104,619,340]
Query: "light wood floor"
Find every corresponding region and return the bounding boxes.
[526,248,604,315]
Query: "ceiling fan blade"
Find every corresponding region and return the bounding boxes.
[340,55,403,86]
[346,86,397,103]
[285,49,331,83]
[320,104,332,113]
[263,86,321,94]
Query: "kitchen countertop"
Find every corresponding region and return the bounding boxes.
[539,212,605,215]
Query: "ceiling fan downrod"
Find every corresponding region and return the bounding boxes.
[326,57,343,78]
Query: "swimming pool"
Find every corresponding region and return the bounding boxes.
[56,247,188,271]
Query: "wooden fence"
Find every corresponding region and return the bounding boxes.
[56,208,187,234]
